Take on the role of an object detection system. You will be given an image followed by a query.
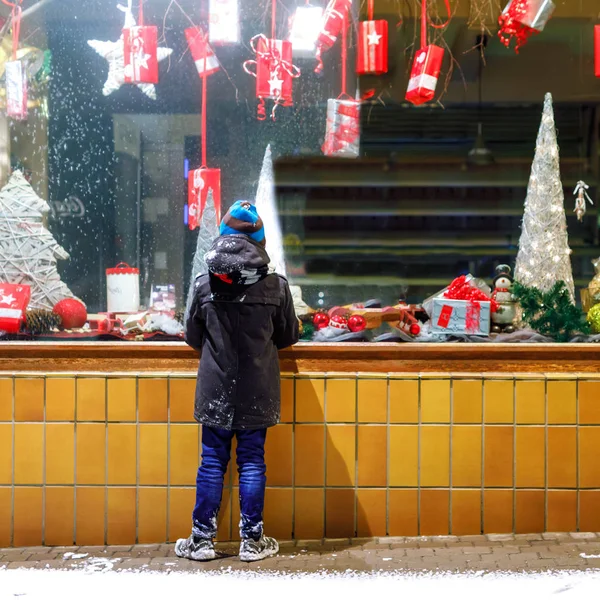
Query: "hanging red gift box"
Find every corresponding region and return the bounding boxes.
[188,168,221,231]
[405,45,445,106]
[498,0,555,53]
[594,24,600,77]
[209,0,240,45]
[123,26,159,84]
[185,27,220,78]
[357,20,388,76]
[322,98,360,158]
[0,283,31,333]
[315,0,352,73]
[5,60,27,120]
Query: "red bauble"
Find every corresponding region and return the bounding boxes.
[329,314,349,330]
[53,298,88,329]
[313,312,330,330]
[347,314,367,333]
[409,323,421,336]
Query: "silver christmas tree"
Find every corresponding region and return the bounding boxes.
[515,92,574,301]
[185,188,219,322]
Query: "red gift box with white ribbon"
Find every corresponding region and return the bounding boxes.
[188,167,221,231]
[256,37,294,103]
[357,20,388,76]
[185,27,220,78]
[322,98,360,158]
[5,60,27,120]
[0,283,31,333]
[405,45,444,106]
[123,26,159,84]
[316,0,352,54]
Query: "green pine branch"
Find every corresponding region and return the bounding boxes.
[512,281,590,343]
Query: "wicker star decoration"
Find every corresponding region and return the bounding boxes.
[87,2,172,100]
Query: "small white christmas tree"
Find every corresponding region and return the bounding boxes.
[185,188,219,322]
[0,171,77,311]
[515,93,575,301]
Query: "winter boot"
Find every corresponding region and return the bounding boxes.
[175,534,216,561]
[239,536,279,562]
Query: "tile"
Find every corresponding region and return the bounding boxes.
[13,487,43,546]
[357,379,387,423]
[547,380,576,424]
[107,424,137,485]
[452,379,483,424]
[515,427,545,488]
[547,490,576,533]
[325,488,354,538]
[169,424,200,486]
[579,427,600,488]
[138,378,168,422]
[515,380,545,424]
[14,378,44,422]
[295,379,325,422]
[280,378,294,423]
[294,488,324,539]
[579,381,600,424]
[139,424,168,486]
[357,489,386,537]
[389,489,418,536]
[421,379,451,423]
[46,423,75,485]
[452,426,482,487]
[294,425,325,486]
[547,427,576,488]
[14,423,43,484]
[326,379,356,422]
[76,378,106,422]
[0,487,10,547]
[264,488,293,540]
[357,425,387,487]
[46,378,76,422]
[75,486,105,545]
[107,379,137,422]
[389,426,418,487]
[45,487,74,546]
[169,379,196,423]
[452,490,481,535]
[0,377,12,421]
[389,379,419,423]
[138,487,167,544]
[168,488,195,542]
[326,425,356,487]
[580,491,600,532]
[0,423,12,484]
[483,380,514,424]
[265,424,293,486]
[484,426,514,487]
[420,489,449,536]
[515,490,544,533]
[107,487,136,545]
[483,489,513,534]
[76,423,106,485]
[420,426,450,487]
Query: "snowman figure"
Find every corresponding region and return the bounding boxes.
[491,264,516,334]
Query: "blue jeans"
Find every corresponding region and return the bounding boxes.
[192,426,267,541]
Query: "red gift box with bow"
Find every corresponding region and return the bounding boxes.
[357,20,388,76]
[405,45,444,106]
[123,26,159,84]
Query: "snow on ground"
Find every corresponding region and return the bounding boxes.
[1,567,600,599]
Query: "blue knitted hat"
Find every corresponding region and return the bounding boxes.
[220,200,265,244]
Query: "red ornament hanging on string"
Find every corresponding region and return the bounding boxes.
[123,0,160,84]
[356,0,388,76]
[405,0,450,106]
[185,27,220,78]
[498,0,555,53]
[314,0,352,73]
[594,24,600,77]
[4,1,27,120]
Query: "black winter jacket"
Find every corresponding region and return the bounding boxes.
[185,235,299,430]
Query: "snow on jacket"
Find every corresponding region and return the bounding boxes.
[185,234,299,430]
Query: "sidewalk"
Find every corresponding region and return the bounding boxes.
[2,533,600,574]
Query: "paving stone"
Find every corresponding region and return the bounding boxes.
[571,532,597,540]
[487,534,515,542]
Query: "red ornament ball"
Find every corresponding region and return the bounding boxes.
[53,298,88,329]
[409,322,421,336]
[313,312,330,330]
[347,314,367,333]
[329,314,349,330]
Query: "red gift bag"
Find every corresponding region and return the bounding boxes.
[123,26,159,84]
[185,27,220,78]
[0,283,31,333]
[405,45,445,106]
[188,168,221,230]
[357,20,388,75]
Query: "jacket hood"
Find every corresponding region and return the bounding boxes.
[204,235,270,284]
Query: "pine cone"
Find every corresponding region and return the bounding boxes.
[174,310,184,325]
[24,310,62,335]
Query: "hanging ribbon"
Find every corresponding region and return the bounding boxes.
[271,0,276,39]
[339,7,347,98]
[420,0,451,48]
[1,0,22,60]
[201,28,207,166]
[138,0,144,26]
[368,0,374,21]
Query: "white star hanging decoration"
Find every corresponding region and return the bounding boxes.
[0,294,16,305]
[87,1,172,100]
[367,31,382,46]
[268,71,284,97]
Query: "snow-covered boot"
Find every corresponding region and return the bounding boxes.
[239,536,279,562]
[175,534,216,561]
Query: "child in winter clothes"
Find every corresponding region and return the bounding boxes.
[177,200,299,562]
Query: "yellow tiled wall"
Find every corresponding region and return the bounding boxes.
[1,372,600,547]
